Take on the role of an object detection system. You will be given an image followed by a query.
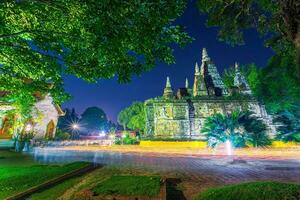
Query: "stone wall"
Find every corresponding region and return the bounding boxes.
[145,97,274,139]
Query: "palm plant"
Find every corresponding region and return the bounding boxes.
[239,112,270,147]
[273,107,300,142]
[202,111,271,148]
[202,111,247,148]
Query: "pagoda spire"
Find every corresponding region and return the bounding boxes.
[235,62,240,72]
[202,48,210,62]
[166,76,171,88]
[185,78,189,88]
[163,76,173,99]
[195,62,200,75]
[193,62,208,97]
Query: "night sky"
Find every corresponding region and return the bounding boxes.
[63,0,274,122]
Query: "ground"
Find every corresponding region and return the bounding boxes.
[30,146,300,200]
[0,150,89,199]
[1,145,300,200]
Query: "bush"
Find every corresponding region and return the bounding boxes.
[195,182,300,200]
[115,132,139,145]
[54,129,71,141]
[202,111,271,148]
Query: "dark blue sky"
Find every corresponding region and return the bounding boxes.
[63,0,273,122]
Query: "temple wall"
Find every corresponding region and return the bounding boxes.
[32,95,59,139]
[145,98,273,139]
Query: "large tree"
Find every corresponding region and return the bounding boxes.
[197,0,300,73]
[117,102,145,133]
[0,0,192,117]
[80,107,108,133]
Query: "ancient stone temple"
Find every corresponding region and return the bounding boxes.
[145,48,274,139]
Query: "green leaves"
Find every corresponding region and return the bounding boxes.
[202,111,270,148]
[1,0,191,120]
[118,102,145,133]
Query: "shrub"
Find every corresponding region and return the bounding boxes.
[195,182,300,200]
[54,129,71,141]
[202,111,271,148]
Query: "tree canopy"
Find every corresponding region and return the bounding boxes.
[0,0,192,118]
[197,0,300,73]
[80,107,108,133]
[117,102,145,133]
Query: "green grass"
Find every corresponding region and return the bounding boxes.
[27,176,83,200]
[195,182,300,200]
[0,150,89,199]
[93,175,161,197]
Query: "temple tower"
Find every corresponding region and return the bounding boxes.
[163,76,174,99]
[234,63,252,95]
[193,62,208,96]
[201,48,228,96]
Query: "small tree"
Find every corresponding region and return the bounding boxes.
[202,111,271,148]
[202,111,247,148]
[117,102,145,133]
[274,108,300,142]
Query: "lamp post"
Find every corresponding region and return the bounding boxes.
[71,123,80,140]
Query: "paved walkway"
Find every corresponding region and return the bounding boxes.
[32,147,300,185]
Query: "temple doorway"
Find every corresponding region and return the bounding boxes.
[46,120,55,139]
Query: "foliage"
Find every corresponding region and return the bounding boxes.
[0,162,89,199]
[118,102,145,133]
[202,111,247,148]
[223,50,300,114]
[1,0,192,119]
[196,0,298,54]
[239,112,271,147]
[223,63,260,95]
[202,111,270,148]
[273,107,300,142]
[93,176,161,197]
[80,107,108,133]
[54,128,71,141]
[258,51,300,113]
[115,132,139,145]
[195,181,300,200]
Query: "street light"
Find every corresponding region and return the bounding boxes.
[25,124,33,132]
[72,123,79,130]
[70,123,80,140]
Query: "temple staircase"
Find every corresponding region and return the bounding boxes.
[187,100,195,137]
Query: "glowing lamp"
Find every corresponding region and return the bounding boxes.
[72,123,79,130]
[25,124,32,132]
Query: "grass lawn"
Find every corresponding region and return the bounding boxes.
[93,175,161,197]
[27,176,83,200]
[195,182,300,200]
[0,150,89,199]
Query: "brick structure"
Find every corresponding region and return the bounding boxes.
[145,48,275,139]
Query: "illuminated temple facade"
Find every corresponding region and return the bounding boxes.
[145,48,275,139]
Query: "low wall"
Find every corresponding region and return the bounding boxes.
[139,141,207,148]
[34,139,114,147]
[271,141,300,148]
[140,140,300,149]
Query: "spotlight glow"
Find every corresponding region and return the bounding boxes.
[25,124,32,132]
[72,123,79,130]
[225,140,232,156]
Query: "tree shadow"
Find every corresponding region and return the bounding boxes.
[166,178,186,200]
